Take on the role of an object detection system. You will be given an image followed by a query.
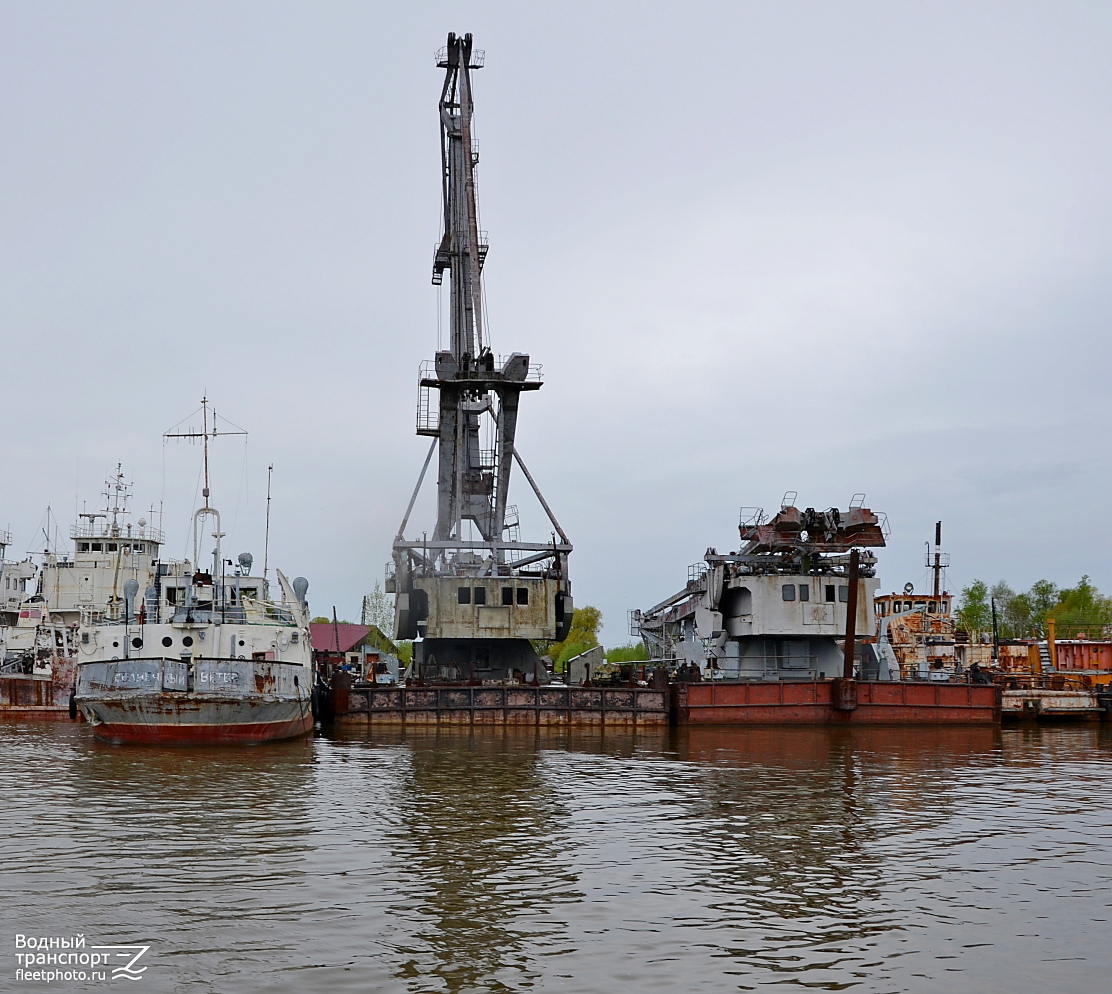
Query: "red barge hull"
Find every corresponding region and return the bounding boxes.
[673,679,1001,725]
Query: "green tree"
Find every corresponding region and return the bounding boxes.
[988,581,1015,637]
[548,606,602,673]
[362,580,393,633]
[956,580,991,633]
[1002,592,1034,638]
[1050,575,1112,637]
[396,641,413,665]
[605,642,649,663]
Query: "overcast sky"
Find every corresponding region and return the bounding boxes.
[2,2,1110,641]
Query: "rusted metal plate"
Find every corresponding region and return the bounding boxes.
[353,684,669,725]
[678,680,999,725]
[1002,689,1100,719]
[570,690,602,708]
[602,690,635,709]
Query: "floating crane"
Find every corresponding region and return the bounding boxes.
[389,33,573,683]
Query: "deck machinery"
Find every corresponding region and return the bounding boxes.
[633,497,888,681]
[389,33,573,683]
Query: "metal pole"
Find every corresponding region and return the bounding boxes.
[932,521,942,599]
[991,597,999,665]
[842,549,859,680]
[263,464,273,582]
[512,449,570,545]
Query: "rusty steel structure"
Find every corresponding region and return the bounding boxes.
[390,33,573,684]
[632,495,889,682]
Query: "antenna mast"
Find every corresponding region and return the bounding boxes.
[263,464,273,581]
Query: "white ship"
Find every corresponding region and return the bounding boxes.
[73,401,314,745]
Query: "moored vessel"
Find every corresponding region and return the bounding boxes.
[633,495,1001,725]
[74,401,313,745]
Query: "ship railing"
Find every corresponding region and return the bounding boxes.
[70,523,166,544]
[434,46,485,69]
[495,356,543,382]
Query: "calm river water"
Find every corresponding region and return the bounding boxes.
[2,720,1111,992]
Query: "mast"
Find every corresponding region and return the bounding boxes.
[164,397,246,571]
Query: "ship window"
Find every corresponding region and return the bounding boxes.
[799,585,809,601]
[825,585,836,602]
[162,636,173,647]
[929,601,937,612]
[79,543,89,552]
[458,586,471,604]
[238,640,245,647]
[517,587,529,605]
[134,543,144,553]
[502,586,514,606]
[291,632,299,643]
[131,637,143,649]
[782,584,796,601]
[107,543,117,552]
[473,586,486,605]
[839,586,850,602]
[81,632,90,644]
[182,636,194,647]
[92,543,102,552]
[914,600,926,610]
[942,600,949,612]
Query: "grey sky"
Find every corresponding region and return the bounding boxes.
[2,2,1110,640]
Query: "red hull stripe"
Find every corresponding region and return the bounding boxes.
[91,712,313,745]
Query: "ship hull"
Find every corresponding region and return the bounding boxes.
[77,693,313,745]
[672,679,1002,725]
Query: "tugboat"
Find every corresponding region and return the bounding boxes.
[73,400,313,744]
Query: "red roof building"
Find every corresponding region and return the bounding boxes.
[310,623,372,654]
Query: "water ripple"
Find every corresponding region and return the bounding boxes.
[1,722,1111,991]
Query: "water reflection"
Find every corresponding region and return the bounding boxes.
[1,720,1110,992]
[334,726,582,991]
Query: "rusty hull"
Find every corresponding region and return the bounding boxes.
[1001,688,1101,721]
[0,654,76,717]
[673,680,1001,725]
[335,683,668,726]
[78,693,313,744]
[75,657,312,744]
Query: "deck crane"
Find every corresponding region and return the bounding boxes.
[389,33,573,683]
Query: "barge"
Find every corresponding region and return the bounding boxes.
[632,496,1001,725]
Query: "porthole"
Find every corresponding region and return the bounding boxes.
[162,636,173,648]
[112,641,119,648]
[238,640,245,647]
[182,636,194,647]
[131,638,143,649]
